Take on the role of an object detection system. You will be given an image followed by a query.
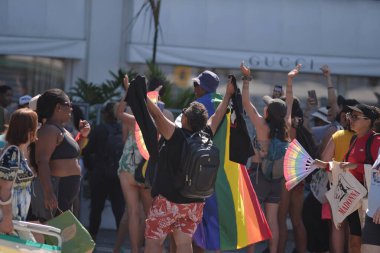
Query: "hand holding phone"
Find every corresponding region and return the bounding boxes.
[308,90,318,106]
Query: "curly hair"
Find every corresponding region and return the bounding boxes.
[183,101,208,132]
[36,89,69,123]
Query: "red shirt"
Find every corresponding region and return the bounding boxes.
[345,131,380,182]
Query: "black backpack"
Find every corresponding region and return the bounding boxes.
[174,130,220,199]
[104,123,124,179]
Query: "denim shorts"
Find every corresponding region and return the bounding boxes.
[249,165,282,204]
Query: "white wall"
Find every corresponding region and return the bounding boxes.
[86,0,125,83]
[0,0,86,59]
[126,0,380,76]
[1,0,379,88]
[0,0,127,85]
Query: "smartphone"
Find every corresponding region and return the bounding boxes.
[308,90,317,101]
[272,85,283,98]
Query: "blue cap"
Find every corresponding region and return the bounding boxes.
[192,70,219,93]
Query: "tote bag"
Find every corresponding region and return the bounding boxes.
[326,161,367,229]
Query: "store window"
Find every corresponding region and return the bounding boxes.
[0,55,65,99]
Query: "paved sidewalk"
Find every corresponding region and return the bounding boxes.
[92,228,295,253]
[80,184,295,253]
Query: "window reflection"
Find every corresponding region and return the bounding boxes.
[0,55,65,100]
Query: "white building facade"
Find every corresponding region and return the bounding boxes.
[1,0,380,101]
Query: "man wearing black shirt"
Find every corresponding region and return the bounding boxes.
[124,76,234,253]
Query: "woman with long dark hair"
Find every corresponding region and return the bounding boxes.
[241,63,300,253]
[30,89,90,221]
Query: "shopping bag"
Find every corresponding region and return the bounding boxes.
[46,210,95,253]
[310,169,329,204]
[326,161,367,229]
[0,220,62,252]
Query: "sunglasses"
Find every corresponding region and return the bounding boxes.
[182,108,187,115]
[346,112,368,121]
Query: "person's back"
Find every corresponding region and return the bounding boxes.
[125,74,236,253]
[83,102,124,240]
[152,126,213,204]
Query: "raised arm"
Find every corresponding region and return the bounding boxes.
[146,99,175,140]
[207,80,235,135]
[240,62,267,131]
[285,64,301,128]
[321,65,339,119]
[123,75,175,140]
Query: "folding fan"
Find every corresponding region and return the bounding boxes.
[284,139,318,190]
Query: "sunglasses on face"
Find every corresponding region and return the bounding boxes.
[346,112,368,121]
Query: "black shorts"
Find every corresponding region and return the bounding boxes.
[249,167,282,204]
[347,210,361,236]
[362,215,380,246]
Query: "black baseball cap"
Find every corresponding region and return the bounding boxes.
[347,104,380,121]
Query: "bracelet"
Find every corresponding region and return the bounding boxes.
[241,75,253,81]
[0,193,13,206]
[75,133,88,142]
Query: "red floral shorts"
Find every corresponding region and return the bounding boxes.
[144,195,205,240]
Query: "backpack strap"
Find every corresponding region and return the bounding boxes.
[344,135,358,162]
[364,133,380,164]
[344,132,380,164]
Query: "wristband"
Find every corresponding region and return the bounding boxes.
[0,193,13,206]
[241,75,253,81]
[75,133,88,141]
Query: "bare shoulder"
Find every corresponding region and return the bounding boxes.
[37,124,62,142]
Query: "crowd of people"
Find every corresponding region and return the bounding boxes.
[0,62,379,253]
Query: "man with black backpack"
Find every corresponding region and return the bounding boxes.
[82,102,125,241]
[124,75,234,253]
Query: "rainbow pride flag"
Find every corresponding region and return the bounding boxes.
[193,93,271,250]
